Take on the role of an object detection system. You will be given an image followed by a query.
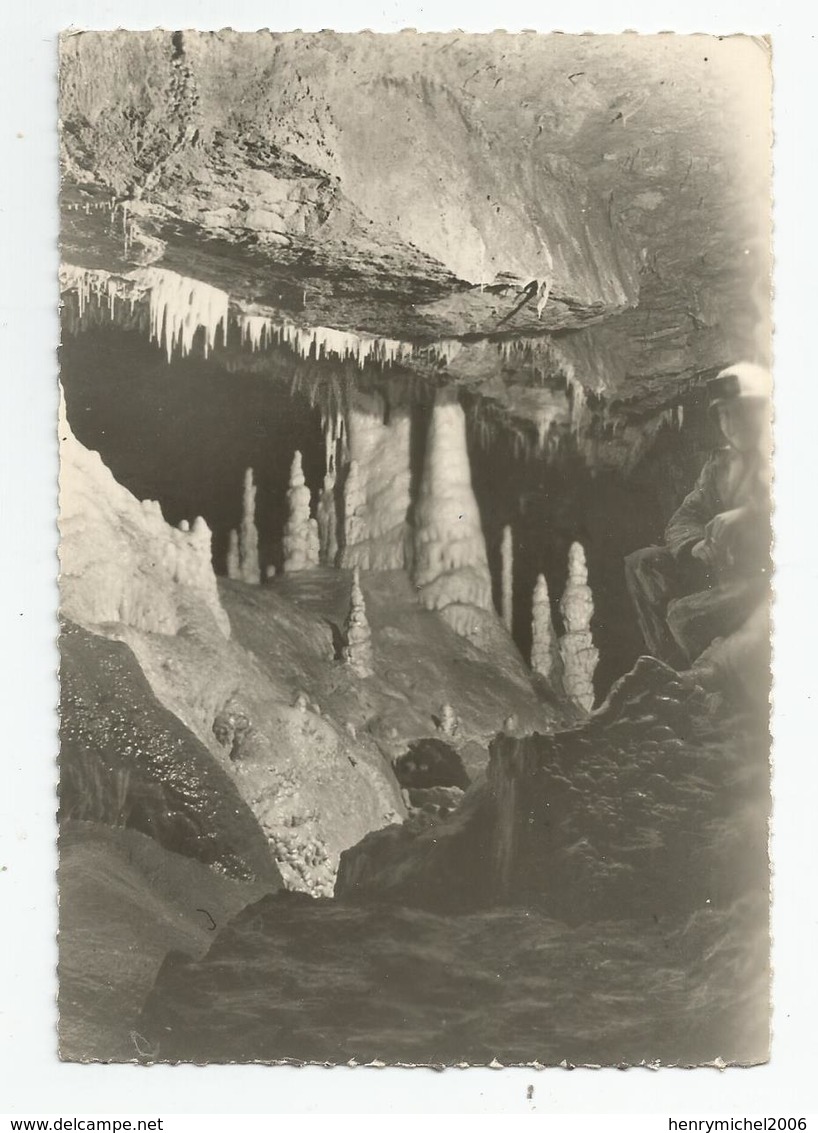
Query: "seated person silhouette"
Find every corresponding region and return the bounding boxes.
[625,363,771,673]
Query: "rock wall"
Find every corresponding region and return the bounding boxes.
[59,620,280,885]
[58,31,651,341]
[137,659,770,1067]
[58,403,406,895]
[59,406,230,638]
[336,660,770,925]
[340,392,411,571]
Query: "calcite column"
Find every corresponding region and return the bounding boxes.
[558,542,599,712]
[238,468,261,584]
[412,388,493,635]
[282,451,320,572]
[317,472,339,566]
[340,391,411,571]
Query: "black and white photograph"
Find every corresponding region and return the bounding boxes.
[54,28,773,1068]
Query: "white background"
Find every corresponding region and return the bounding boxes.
[1,0,816,1119]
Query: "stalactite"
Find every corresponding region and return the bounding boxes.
[317,472,339,566]
[226,529,241,580]
[342,566,374,678]
[531,573,560,681]
[141,267,229,362]
[239,468,261,584]
[412,389,493,634]
[500,524,514,632]
[238,314,271,353]
[60,265,468,374]
[416,339,464,367]
[60,265,229,362]
[237,312,416,368]
[59,265,115,319]
[283,451,319,573]
[558,542,599,712]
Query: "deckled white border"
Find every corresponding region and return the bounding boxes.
[1,0,816,1117]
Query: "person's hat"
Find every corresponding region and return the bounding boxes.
[708,362,771,410]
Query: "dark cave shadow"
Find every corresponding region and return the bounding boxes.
[328,620,345,662]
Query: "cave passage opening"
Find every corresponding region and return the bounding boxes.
[60,322,327,577]
[61,316,717,698]
[467,394,716,695]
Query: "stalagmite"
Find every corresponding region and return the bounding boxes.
[500,525,514,632]
[437,703,460,737]
[239,468,261,584]
[558,542,599,712]
[283,451,320,572]
[531,573,560,681]
[226,528,241,580]
[340,392,412,571]
[317,472,339,566]
[412,389,493,635]
[342,567,374,678]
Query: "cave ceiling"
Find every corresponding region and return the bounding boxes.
[59,30,771,431]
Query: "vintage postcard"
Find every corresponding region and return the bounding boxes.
[56,29,772,1066]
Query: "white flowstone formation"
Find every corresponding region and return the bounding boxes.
[342,567,374,678]
[500,524,514,632]
[226,528,241,580]
[282,451,320,573]
[58,399,230,638]
[340,392,412,571]
[558,542,599,712]
[412,389,493,635]
[238,468,261,584]
[531,573,560,681]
